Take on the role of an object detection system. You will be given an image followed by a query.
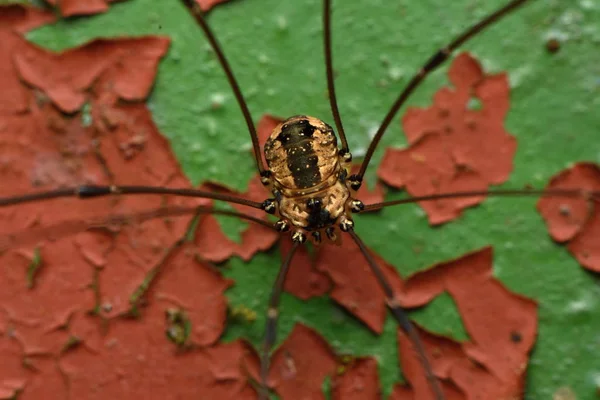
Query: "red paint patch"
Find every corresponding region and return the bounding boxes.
[195,0,236,12]
[391,329,464,400]
[303,244,538,398]
[40,0,232,17]
[60,326,258,399]
[331,357,380,400]
[0,330,28,399]
[193,176,279,263]
[268,323,337,399]
[0,32,254,397]
[43,0,125,17]
[0,4,55,33]
[377,53,517,225]
[280,238,331,300]
[14,37,170,113]
[315,239,403,333]
[396,247,537,399]
[537,163,600,272]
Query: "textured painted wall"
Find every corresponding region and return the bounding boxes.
[10,0,600,398]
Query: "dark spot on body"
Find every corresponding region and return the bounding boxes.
[277,117,316,145]
[306,196,336,230]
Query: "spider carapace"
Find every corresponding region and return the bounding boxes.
[262,115,363,245]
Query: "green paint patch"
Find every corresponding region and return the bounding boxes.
[25,247,42,289]
[213,202,247,244]
[411,291,470,342]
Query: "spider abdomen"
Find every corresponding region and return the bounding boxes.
[264,115,338,191]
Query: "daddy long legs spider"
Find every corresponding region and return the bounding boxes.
[1,0,599,398]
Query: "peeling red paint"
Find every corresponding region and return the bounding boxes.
[40,0,231,17]
[280,237,332,300]
[144,242,233,346]
[331,357,381,400]
[0,4,55,34]
[193,176,279,263]
[0,331,28,400]
[43,0,125,17]
[377,53,517,225]
[294,245,538,398]
[315,238,404,333]
[195,0,236,12]
[537,163,600,272]
[14,37,170,113]
[60,326,258,400]
[0,30,256,398]
[268,324,337,399]
[395,248,537,399]
[391,329,465,400]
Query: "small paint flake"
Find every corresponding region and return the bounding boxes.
[48,0,227,18]
[546,38,562,54]
[43,0,112,17]
[13,37,170,113]
[537,163,600,272]
[195,0,235,12]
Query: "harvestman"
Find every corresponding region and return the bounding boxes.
[0,0,595,398]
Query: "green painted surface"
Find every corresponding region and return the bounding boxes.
[28,0,600,398]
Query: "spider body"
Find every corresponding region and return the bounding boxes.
[264,115,358,243]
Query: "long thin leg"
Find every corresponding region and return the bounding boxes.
[323,0,349,155]
[347,229,445,400]
[1,204,276,252]
[361,187,599,212]
[354,0,530,186]
[0,185,264,210]
[179,0,268,176]
[259,241,300,400]
[128,206,204,314]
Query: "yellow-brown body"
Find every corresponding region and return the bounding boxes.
[264,115,355,242]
